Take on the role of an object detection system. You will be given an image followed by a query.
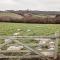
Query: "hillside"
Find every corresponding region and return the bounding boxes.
[0,11,60,23]
[0,12,23,22]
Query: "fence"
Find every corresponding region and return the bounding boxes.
[0,33,60,60]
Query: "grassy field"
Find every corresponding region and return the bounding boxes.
[0,22,60,52]
[0,22,60,36]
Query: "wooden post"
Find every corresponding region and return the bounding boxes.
[54,32,59,59]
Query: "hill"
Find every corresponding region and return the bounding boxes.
[0,10,60,23]
[0,12,23,22]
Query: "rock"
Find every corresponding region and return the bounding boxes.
[39,38,51,45]
[7,46,24,51]
[4,38,12,43]
[38,48,42,50]
[27,29,31,32]
[13,32,20,36]
[49,41,54,44]
[17,29,21,31]
[41,52,54,56]
[48,47,55,50]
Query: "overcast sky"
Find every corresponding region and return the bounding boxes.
[0,0,60,11]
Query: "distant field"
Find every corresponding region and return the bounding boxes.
[0,22,60,36]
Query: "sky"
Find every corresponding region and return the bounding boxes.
[0,0,60,11]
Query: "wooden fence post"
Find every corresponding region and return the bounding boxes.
[54,32,60,59]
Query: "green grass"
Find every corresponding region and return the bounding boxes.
[0,22,60,52]
[0,22,60,36]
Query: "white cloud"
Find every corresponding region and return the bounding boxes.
[0,0,60,11]
[0,0,17,10]
[0,0,16,4]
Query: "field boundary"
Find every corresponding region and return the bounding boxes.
[0,33,60,60]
